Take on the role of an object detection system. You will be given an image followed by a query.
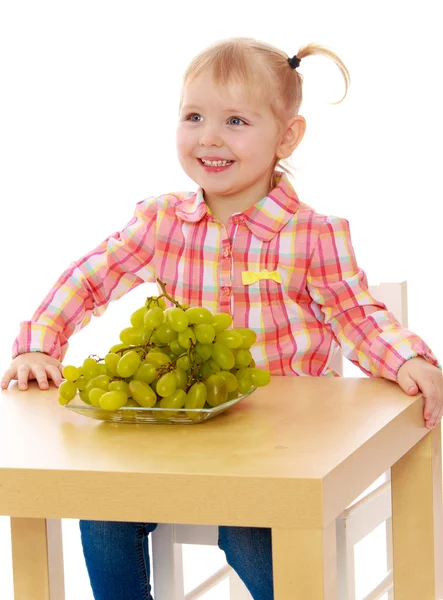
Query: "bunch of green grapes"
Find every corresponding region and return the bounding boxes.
[58,280,271,416]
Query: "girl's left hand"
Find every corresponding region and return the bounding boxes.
[397,356,443,429]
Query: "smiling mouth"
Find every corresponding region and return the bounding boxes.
[199,158,234,167]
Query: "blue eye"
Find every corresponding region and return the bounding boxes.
[228,117,245,126]
[187,114,202,122]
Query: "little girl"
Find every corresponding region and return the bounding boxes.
[2,37,442,600]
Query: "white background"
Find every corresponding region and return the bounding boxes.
[0,1,441,598]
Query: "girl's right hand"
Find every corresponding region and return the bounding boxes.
[1,352,64,391]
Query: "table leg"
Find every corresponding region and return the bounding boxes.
[391,425,443,600]
[272,520,337,599]
[10,517,65,600]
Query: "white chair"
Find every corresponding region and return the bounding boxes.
[151,281,407,600]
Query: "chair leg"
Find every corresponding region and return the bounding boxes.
[385,517,393,600]
[336,517,356,600]
[228,568,253,600]
[10,517,65,600]
[151,524,185,600]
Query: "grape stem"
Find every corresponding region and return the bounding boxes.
[156,278,183,309]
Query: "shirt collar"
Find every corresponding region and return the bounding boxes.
[175,172,301,241]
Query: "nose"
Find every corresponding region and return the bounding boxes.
[199,124,223,147]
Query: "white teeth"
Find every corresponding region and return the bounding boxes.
[201,159,233,166]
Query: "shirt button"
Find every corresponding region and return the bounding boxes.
[222,286,231,296]
[223,247,231,258]
[233,215,244,225]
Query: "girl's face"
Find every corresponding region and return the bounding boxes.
[177,71,287,208]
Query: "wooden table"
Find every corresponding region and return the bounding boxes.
[1,377,442,600]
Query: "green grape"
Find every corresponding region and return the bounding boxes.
[130,306,147,328]
[215,330,243,348]
[211,342,235,370]
[193,353,203,365]
[104,353,120,376]
[83,357,99,379]
[150,331,162,345]
[185,382,207,410]
[205,374,228,407]
[62,365,80,382]
[159,389,187,417]
[178,327,196,349]
[218,371,238,392]
[144,352,170,367]
[109,380,130,395]
[227,390,239,400]
[144,306,165,328]
[237,378,253,394]
[141,327,154,343]
[133,363,158,384]
[79,390,91,404]
[236,367,252,381]
[169,340,184,355]
[194,324,216,344]
[174,368,188,390]
[250,368,271,387]
[58,380,77,404]
[150,378,159,394]
[199,361,213,379]
[212,312,233,332]
[207,359,221,373]
[85,374,111,395]
[235,349,253,368]
[128,380,157,407]
[156,323,178,344]
[125,398,139,407]
[97,363,107,375]
[166,307,189,332]
[109,343,126,353]
[76,376,87,391]
[116,350,141,378]
[185,306,213,325]
[236,328,257,349]
[249,359,256,368]
[99,390,128,411]
[156,372,177,397]
[176,355,191,371]
[195,343,212,360]
[89,387,106,407]
[146,296,167,310]
[119,326,144,345]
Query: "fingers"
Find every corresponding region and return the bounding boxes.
[46,365,63,388]
[2,358,64,391]
[32,366,51,390]
[17,364,31,390]
[422,379,443,429]
[397,370,419,395]
[1,366,17,390]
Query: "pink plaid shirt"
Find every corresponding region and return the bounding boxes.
[14,173,439,379]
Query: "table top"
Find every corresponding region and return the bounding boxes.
[0,378,427,528]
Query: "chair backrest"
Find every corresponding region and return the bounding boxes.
[329,281,408,377]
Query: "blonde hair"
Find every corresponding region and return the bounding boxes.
[182,38,350,178]
[183,37,350,119]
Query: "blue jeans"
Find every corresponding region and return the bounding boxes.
[80,520,274,600]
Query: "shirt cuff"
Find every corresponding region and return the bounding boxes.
[12,321,66,361]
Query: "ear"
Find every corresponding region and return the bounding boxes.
[276,115,306,159]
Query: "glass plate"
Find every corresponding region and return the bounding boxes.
[64,387,257,424]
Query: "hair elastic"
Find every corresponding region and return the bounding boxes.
[287,55,301,70]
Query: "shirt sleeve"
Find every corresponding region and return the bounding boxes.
[306,215,441,381]
[13,197,158,361]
